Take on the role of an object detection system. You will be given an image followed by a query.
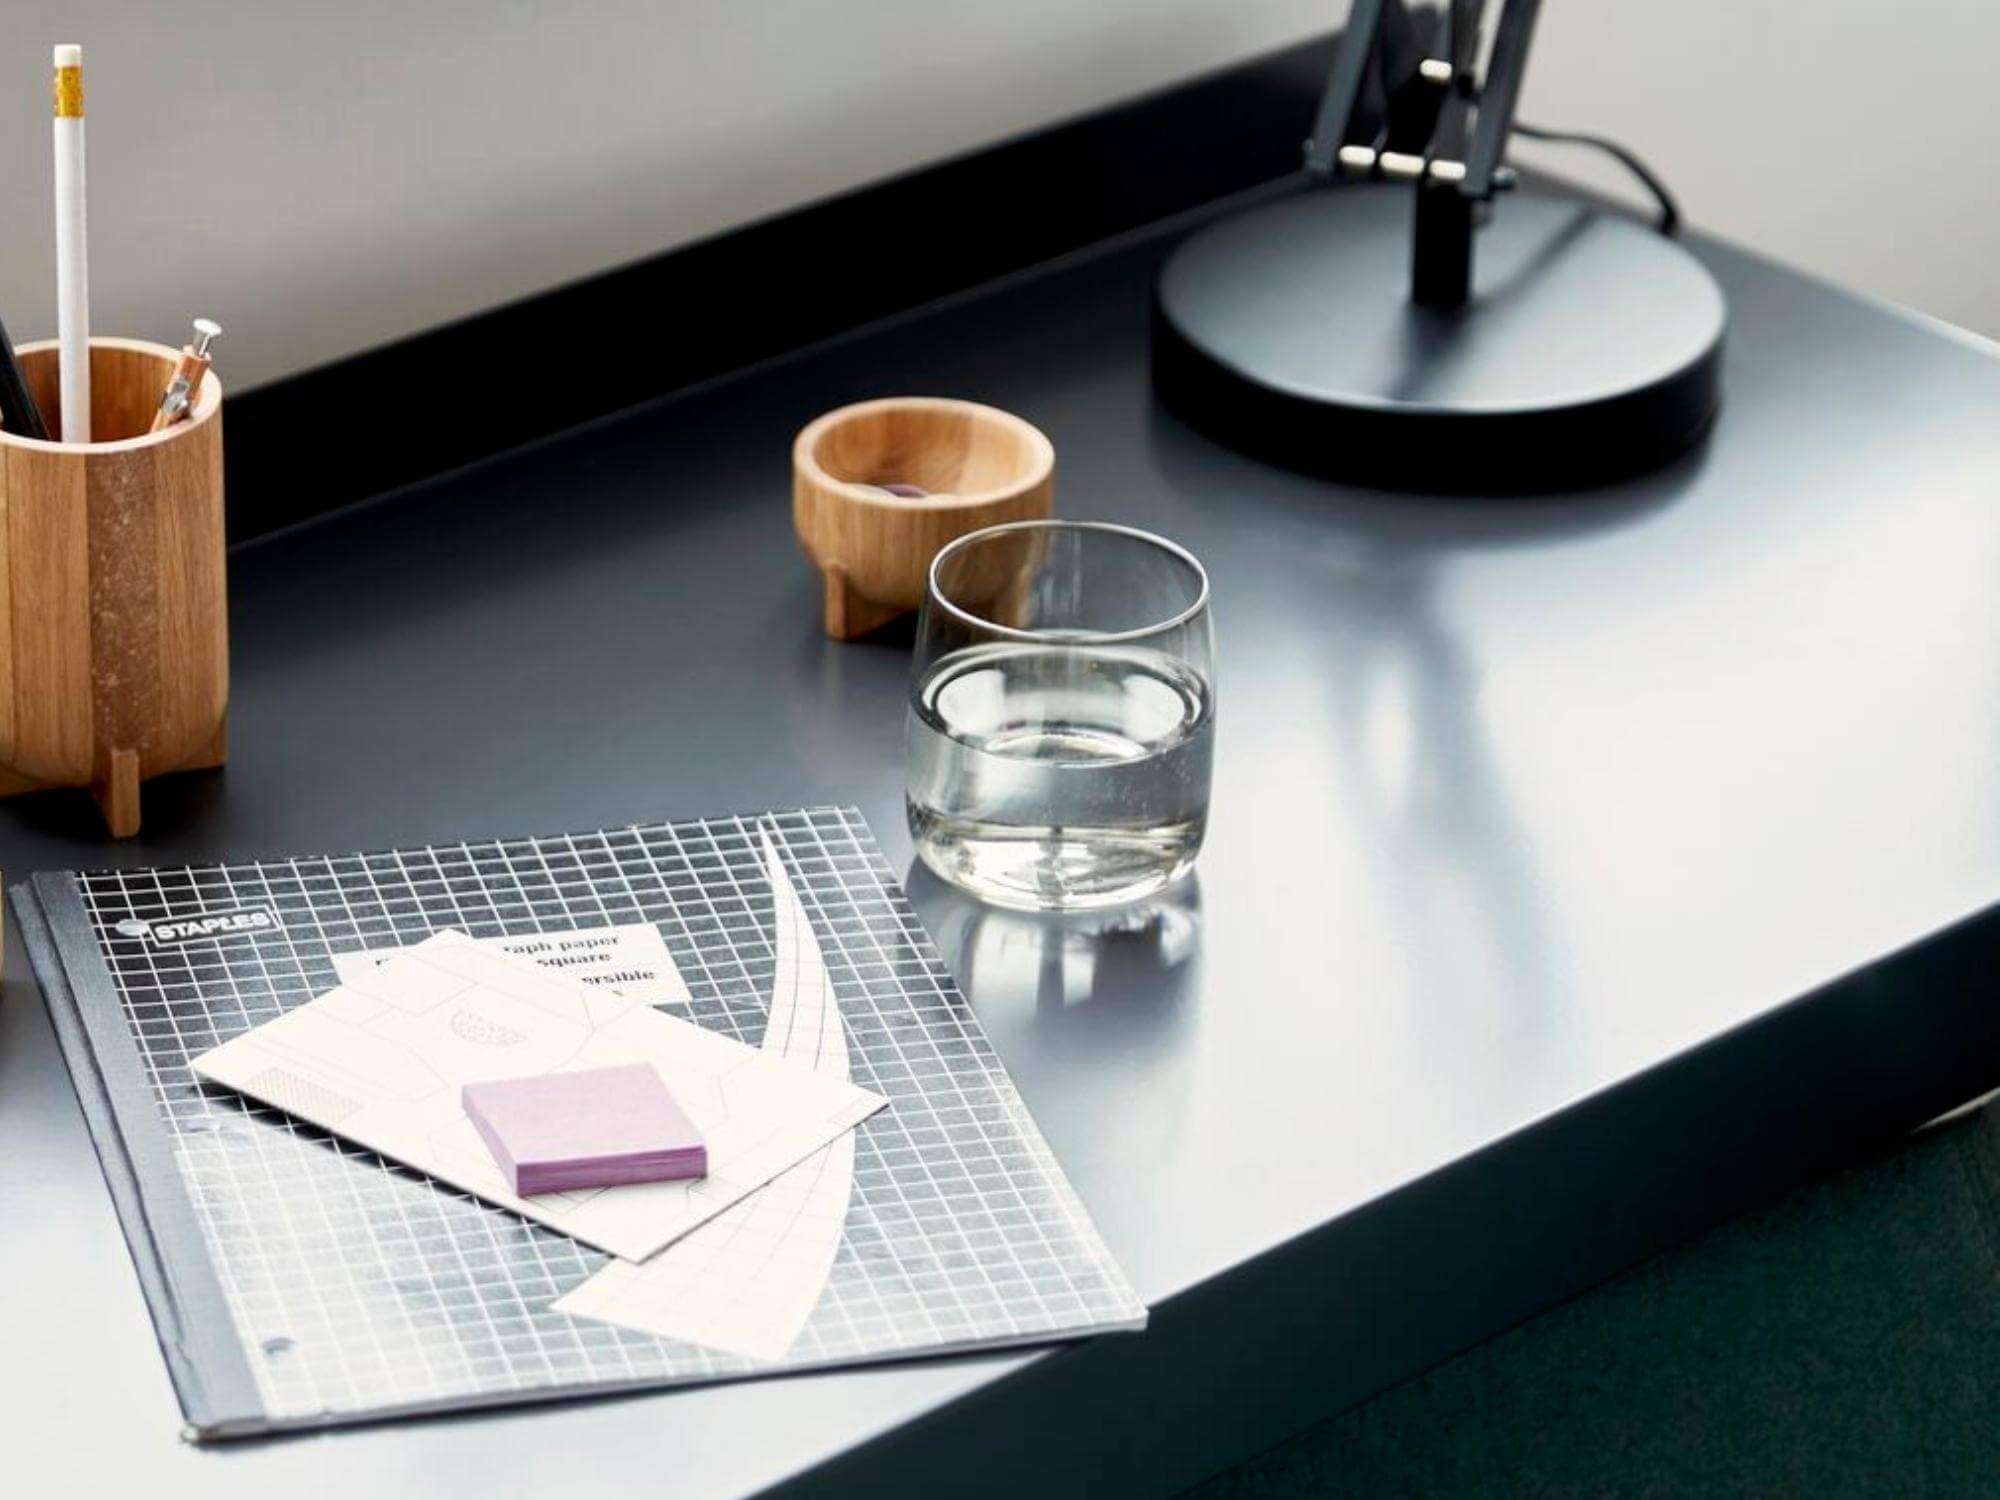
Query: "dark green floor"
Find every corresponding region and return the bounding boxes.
[1184,1102,2000,1499]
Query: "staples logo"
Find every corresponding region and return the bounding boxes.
[113,907,282,947]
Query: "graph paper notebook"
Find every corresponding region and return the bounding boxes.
[12,807,1146,1440]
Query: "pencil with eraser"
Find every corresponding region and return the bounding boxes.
[53,42,90,443]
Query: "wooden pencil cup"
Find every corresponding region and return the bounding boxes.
[792,397,1054,639]
[0,337,227,837]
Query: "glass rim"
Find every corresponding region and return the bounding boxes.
[925,519,1211,644]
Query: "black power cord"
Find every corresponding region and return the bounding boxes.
[1508,121,1681,236]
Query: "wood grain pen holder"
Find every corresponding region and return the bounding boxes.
[793,397,1054,639]
[0,337,227,837]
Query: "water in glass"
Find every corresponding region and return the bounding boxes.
[908,641,1213,909]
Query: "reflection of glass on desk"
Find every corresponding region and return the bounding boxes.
[911,863,1203,1017]
[906,521,1216,911]
[910,863,1201,1155]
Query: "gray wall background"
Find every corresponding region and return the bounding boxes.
[1512,0,2000,343]
[2,2,1991,394]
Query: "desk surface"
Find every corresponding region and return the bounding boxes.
[6,187,2000,1498]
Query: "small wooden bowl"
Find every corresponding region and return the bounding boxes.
[792,397,1054,638]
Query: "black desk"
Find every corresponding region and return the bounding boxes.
[6,187,2000,1497]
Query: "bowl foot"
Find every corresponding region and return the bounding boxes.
[822,564,903,640]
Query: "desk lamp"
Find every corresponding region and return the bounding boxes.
[1153,0,1726,489]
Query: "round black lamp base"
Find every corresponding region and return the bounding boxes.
[1152,184,1727,491]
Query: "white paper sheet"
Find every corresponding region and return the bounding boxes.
[552,830,857,1358]
[332,923,691,1007]
[192,929,884,1262]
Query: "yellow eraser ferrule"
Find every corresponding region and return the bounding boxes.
[53,65,83,118]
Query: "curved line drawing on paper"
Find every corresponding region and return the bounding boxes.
[551,822,856,1360]
[448,1010,528,1046]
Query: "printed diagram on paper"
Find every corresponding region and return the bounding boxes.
[320,890,860,1357]
[193,929,884,1262]
[554,833,856,1357]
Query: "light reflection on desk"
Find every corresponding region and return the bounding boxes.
[906,866,1202,1194]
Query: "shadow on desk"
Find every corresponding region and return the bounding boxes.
[1142,392,1710,547]
[0,765,228,849]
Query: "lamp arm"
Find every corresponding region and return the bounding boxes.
[1460,0,1542,200]
[1304,0,1535,203]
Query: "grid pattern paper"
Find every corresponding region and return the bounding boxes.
[54,807,1145,1434]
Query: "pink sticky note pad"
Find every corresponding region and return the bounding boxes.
[462,1063,707,1196]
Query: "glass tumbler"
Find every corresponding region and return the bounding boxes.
[906,520,1215,910]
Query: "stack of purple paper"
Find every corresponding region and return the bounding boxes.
[462,1062,707,1195]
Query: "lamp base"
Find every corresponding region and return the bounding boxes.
[1152,184,1727,490]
